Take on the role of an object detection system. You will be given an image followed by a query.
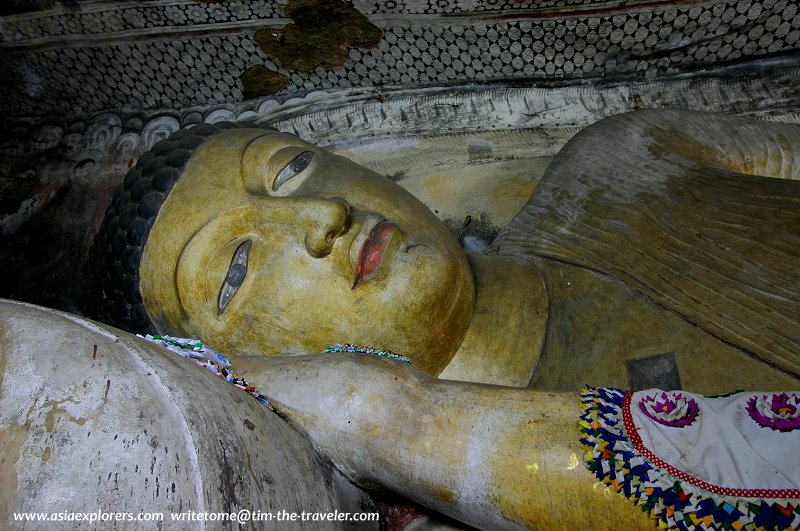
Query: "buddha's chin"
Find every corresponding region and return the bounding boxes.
[322,285,471,375]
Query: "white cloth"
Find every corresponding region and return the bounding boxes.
[629,389,800,495]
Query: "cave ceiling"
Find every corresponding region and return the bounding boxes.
[0,0,797,119]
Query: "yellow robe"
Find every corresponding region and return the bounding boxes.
[492,110,800,385]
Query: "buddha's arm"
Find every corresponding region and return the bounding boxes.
[234,354,652,530]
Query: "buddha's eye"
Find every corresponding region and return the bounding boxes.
[218,240,252,315]
[273,151,314,191]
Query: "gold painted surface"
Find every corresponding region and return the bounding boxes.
[141,128,475,376]
[489,396,654,530]
[440,254,547,387]
[496,110,800,387]
[123,110,800,530]
[530,260,800,392]
[400,163,542,232]
[236,354,647,529]
[647,126,799,181]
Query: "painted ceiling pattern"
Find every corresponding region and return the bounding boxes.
[0,0,798,117]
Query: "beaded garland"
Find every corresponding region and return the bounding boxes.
[141,334,273,409]
[580,386,800,530]
[146,334,226,361]
[322,343,413,364]
[141,337,415,410]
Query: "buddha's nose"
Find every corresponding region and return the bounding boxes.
[303,197,351,258]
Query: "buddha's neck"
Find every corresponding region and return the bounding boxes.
[438,254,548,387]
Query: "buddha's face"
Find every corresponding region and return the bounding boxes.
[140,128,475,375]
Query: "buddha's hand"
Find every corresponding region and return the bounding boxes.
[232,352,433,486]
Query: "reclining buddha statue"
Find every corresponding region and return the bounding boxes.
[95,109,800,393]
[6,109,798,529]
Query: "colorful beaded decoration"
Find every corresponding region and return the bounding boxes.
[322,343,413,364]
[141,334,273,409]
[148,334,209,355]
[580,386,800,530]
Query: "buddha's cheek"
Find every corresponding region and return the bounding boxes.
[365,254,474,375]
[183,235,473,373]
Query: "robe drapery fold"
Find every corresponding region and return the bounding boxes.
[492,110,800,377]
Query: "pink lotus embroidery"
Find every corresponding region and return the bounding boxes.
[639,391,699,428]
[746,393,800,432]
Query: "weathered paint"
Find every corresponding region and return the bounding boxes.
[0,299,378,529]
[235,353,655,529]
[240,65,291,99]
[255,0,382,72]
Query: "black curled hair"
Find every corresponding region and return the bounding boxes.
[93,121,261,333]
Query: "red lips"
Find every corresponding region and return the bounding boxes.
[353,221,396,289]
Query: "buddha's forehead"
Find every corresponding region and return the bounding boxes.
[199,126,307,150]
